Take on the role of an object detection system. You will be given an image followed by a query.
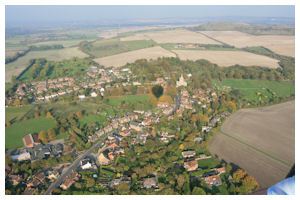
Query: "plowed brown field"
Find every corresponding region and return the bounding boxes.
[209,101,295,188]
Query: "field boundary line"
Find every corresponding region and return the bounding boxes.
[219,129,290,167]
[197,31,229,46]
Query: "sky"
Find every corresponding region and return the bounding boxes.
[6,5,295,25]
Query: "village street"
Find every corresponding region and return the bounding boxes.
[44,141,108,194]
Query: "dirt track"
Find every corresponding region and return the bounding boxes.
[209,101,295,188]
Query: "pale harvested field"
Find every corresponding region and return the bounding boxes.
[6,50,20,58]
[99,26,163,39]
[31,39,93,47]
[200,31,295,57]
[121,29,220,44]
[174,50,280,68]
[94,46,176,68]
[209,101,295,188]
[6,47,88,82]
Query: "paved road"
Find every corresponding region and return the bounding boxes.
[44,139,108,194]
[168,94,180,116]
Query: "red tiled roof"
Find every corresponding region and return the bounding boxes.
[184,160,198,171]
[32,133,40,144]
[204,175,222,186]
[23,134,34,147]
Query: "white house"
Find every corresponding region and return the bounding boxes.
[91,92,97,97]
[202,126,211,133]
[80,159,94,170]
[78,95,86,100]
[11,152,31,162]
[133,81,141,86]
[81,162,92,170]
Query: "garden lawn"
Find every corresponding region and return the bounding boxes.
[197,158,220,169]
[5,117,57,149]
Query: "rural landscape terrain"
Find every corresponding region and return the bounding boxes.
[5,6,295,195]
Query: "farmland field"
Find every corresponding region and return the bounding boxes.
[120,34,151,41]
[209,101,295,188]
[121,29,221,44]
[31,39,93,47]
[214,79,295,103]
[94,46,175,68]
[5,47,89,82]
[82,38,156,58]
[200,31,295,57]
[5,117,57,149]
[98,26,162,39]
[5,48,28,59]
[174,50,280,68]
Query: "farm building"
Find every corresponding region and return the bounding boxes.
[22,133,40,148]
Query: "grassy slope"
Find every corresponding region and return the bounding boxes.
[83,38,156,58]
[106,94,151,107]
[214,79,295,102]
[5,117,57,149]
[79,114,107,125]
[30,39,93,48]
[5,47,88,82]
[5,105,33,122]
[18,58,91,81]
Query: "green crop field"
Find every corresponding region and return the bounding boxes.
[214,79,295,102]
[5,105,33,122]
[5,117,57,149]
[82,38,156,58]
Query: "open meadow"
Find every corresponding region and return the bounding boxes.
[5,105,33,122]
[5,117,57,149]
[209,101,295,188]
[106,94,152,108]
[174,50,280,68]
[94,46,176,68]
[200,31,295,57]
[82,38,156,58]
[214,79,295,103]
[5,47,89,82]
